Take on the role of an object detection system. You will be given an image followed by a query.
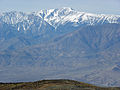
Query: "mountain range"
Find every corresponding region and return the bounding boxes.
[0,7,120,87]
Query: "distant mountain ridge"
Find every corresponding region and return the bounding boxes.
[0,7,120,43]
[0,8,120,87]
[0,7,120,32]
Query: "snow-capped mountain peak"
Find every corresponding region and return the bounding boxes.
[34,7,120,28]
[0,7,120,31]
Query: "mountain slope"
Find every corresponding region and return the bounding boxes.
[0,7,120,46]
[1,79,119,90]
[0,24,120,86]
[0,7,120,51]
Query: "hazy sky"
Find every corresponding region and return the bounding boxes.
[0,0,120,15]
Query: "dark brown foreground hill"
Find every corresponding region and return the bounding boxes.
[0,79,120,90]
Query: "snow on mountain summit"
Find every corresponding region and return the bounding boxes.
[0,7,120,30]
[35,7,120,28]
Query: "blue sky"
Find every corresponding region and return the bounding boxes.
[0,0,120,15]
